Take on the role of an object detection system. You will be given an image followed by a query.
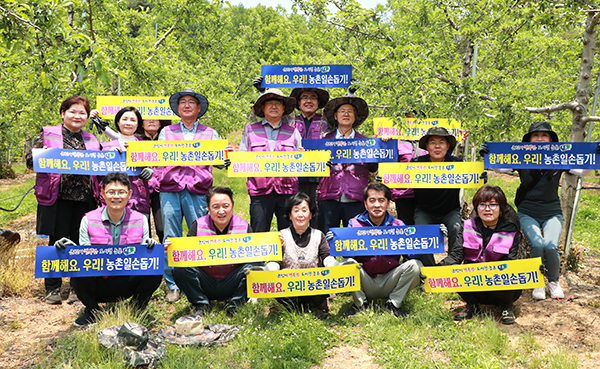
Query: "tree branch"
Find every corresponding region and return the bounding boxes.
[368,104,390,109]
[324,19,393,42]
[586,11,600,34]
[580,115,600,123]
[0,5,41,31]
[523,102,576,114]
[88,0,95,41]
[146,20,179,63]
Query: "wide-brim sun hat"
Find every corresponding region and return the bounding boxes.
[290,88,330,109]
[253,89,296,117]
[157,314,240,346]
[169,89,209,119]
[522,121,559,142]
[323,96,369,132]
[98,322,166,367]
[418,126,457,152]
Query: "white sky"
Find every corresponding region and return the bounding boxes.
[231,0,384,13]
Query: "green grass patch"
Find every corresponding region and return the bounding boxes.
[0,174,36,226]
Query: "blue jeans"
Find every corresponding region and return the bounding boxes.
[518,212,563,282]
[160,189,208,290]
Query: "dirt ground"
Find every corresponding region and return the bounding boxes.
[1,173,599,368]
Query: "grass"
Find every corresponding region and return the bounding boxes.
[0,164,36,225]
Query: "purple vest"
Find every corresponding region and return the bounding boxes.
[195,214,249,279]
[391,141,417,200]
[290,113,327,139]
[86,207,145,245]
[245,122,299,196]
[462,219,516,263]
[317,131,370,202]
[34,125,100,206]
[349,216,404,277]
[99,139,150,214]
[158,123,216,195]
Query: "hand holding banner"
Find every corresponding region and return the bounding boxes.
[484,142,599,170]
[379,162,484,188]
[227,151,330,177]
[126,140,227,167]
[260,65,352,88]
[33,148,141,176]
[302,138,398,163]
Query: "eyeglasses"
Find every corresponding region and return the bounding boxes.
[477,203,499,210]
[105,190,129,197]
[337,109,355,115]
[300,95,318,101]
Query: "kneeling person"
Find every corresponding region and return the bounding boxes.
[172,187,258,316]
[68,172,162,327]
[343,183,422,317]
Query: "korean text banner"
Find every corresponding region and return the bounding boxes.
[260,65,352,88]
[379,162,484,188]
[35,244,164,278]
[421,258,544,292]
[329,225,444,256]
[33,148,141,176]
[373,117,464,141]
[247,264,361,298]
[484,142,599,170]
[227,151,330,177]
[126,140,227,167]
[168,232,282,267]
[96,96,178,120]
[302,138,398,163]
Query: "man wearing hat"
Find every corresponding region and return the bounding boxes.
[411,126,463,266]
[157,89,225,303]
[238,89,303,232]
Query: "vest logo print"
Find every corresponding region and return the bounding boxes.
[124,247,136,256]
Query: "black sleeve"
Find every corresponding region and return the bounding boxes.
[247,224,253,233]
[316,232,331,267]
[438,223,464,266]
[507,232,521,260]
[187,221,198,237]
[368,163,378,173]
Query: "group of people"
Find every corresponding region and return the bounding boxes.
[26,82,575,327]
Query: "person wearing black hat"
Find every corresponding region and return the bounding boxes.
[238,89,303,232]
[410,126,463,266]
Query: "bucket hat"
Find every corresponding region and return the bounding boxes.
[522,121,559,142]
[323,96,369,132]
[169,89,209,119]
[418,126,457,152]
[98,322,166,368]
[290,88,330,109]
[253,89,296,117]
[158,314,240,346]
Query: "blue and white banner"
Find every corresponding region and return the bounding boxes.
[35,245,164,278]
[484,142,599,169]
[260,65,352,88]
[303,138,398,163]
[328,225,444,256]
[32,148,141,176]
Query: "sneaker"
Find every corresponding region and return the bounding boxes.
[454,304,479,321]
[385,301,408,318]
[194,304,208,317]
[66,288,79,304]
[548,281,564,299]
[500,308,515,325]
[73,310,95,327]
[532,286,546,300]
[343,302,368,318]
[165,289,181,303]
[45,288,62,305]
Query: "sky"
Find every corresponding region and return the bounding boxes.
[232,0,384,13]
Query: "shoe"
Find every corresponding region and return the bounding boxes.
[0,229,20,248]
[73,310,95,327]
[194,304,208,317]
[454,304,479,321]
[45,288,62,305]
[532,286,546,300]
[343,302,368,318]
[548,281,564,299]
[500,308,515,325]
[385,301,408,317]
[66,288,79,304]
[165,289,181,303]
[225,305,237,317]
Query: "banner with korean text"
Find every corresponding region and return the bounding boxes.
[227,151,330,177]
[247,264,361,298]
[378,162,484,188]
[126,140,227,167]
[421,258,544,292]
[328,225,444,256]
[96,96,178,120]
[167,232,281,267]
[484,142,599,170]
[33,148,141,176]
[35,245,164,278]
[260,65,352,88]
[302,138,398,163]
[373,118,465,141]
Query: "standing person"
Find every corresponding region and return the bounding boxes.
[341,183,422,318]
[317,96,377,233]
[157,89,224,303]
[63,172,162,327]
[26,96,99,305]
[411,127,463,266]
[238,89,303,232]
[439,185,522,325]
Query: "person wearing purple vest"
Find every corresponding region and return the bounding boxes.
[439,185,522,325]
[317,96,378,233]
[25,96,100,305]
[341,183,422,318]
[238,89,303,232]
[170,186,259,316]
[64,172,161,327]
[157,89,227,303]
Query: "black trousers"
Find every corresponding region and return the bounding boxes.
[394,197,416,225]
[149,191,164,243]
[459,290,522,309]
[317,199,365,233]
[249,193,292,232]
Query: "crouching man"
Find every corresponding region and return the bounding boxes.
[58,172,162,327]
[342,183,422,317]
[172,186,260,316]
